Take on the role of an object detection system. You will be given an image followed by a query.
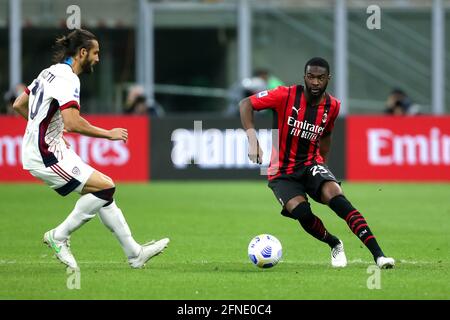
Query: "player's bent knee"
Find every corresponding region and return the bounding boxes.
[285,196,307,214]
[102,175,115,188]
[290,202,313,220]
[321,181,343,204]
[83,171,115,193]
[105,179,115,189]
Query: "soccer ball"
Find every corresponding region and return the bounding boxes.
[248,234,282,268]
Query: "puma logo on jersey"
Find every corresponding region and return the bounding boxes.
[292,106,301,115]
[322,112,328,123]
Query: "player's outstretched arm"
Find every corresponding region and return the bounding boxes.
[61,107,128,142]
[12,92,29,120]
[239,97,263,164]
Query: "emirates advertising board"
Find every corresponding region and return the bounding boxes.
[347,116,450,181]
[0,116,149,182]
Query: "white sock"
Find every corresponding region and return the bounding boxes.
[53,193,108,241]
[98,201,141,258]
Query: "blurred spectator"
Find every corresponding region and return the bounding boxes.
[2,83,27,115]
[254,69,284,90]
[124,85,165,117]
[225,70,284,117]
[384,88,421,116]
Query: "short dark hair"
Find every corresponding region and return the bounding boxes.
[391,88,406,96]
[304,57,330,74]
[52,29,97,63]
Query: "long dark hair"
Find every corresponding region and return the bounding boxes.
[52,29,97,63]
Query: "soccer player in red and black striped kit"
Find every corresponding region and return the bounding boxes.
[240,57,395,268]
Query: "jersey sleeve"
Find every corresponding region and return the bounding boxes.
[249,86,288,112]
[25,78,38,95]
[323,99,341,134]
[52,75,81,111]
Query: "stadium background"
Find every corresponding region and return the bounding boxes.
[1,0,449,182]
[0,0,449,300]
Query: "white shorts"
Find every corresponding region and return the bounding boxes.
[29,149,95,196]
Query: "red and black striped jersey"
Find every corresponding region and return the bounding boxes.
[249,84,340,180]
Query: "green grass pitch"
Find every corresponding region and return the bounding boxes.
[0,182,449,300]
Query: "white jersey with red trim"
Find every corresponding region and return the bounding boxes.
[22,63,81,170]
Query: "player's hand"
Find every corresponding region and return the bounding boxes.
[109,128,128,142]
[248,139,263,165]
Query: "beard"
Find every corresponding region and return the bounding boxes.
[81,60,95,74]
[305,83,328,97]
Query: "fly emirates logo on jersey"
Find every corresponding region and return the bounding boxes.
[0,116,149,181]
[287,116,324,140]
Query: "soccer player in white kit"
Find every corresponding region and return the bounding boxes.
[13,29,169,269]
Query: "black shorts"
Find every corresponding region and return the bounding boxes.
[268,164,339,216]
